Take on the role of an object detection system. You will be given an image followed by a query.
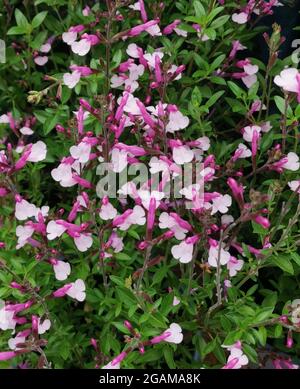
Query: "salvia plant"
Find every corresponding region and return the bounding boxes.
[0,0,299,370]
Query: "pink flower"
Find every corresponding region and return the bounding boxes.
[15,198,37,221]
[27,141,47,162]
[37,318,51,334]
[110,351,127,367]
[16,225,34,249]
[223,344,249,369]
[233,143,252,160]
[0,304,17,331]
[274,68,300,101]
[52,260,71,281]
[227,256,244,277]
[47,220,67,240]
[66,279,86,301]
[163,323,183,344]
[288,180,300,193]
[99,200,118,221]
[254,215,270,229]
[138,0,147,23]
[0,351,17,361]
[242,125,261,142]
[74,233,93,252]
[147,197,156,232]
[163,20,181,35]
[115,205,146,231]
[51,159,80,187]
[70,141,92,163]
[208,241,231,267]
[159,212,188,240]
[171,240,194,263]
[166,109,189,133]
[282,152,299,171]
[171,142,194,165]
[102,361,121,369]
[211,194,232,215]
[34,56,48,66]
[63,70,81,89]
[232,12,248,24]
[227,178,244,206]
[53,284,72,298]
[127,20,160,37]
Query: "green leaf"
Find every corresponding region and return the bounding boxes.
[15,9,29,28]
[271,255,294,274]
[115,252,132,261]
[7,26,28,35]
[205,90,224,108]
[111,49,122,68]
[291,252,300,266]
[274,95,293,117]
[227,81,245,98]
[193,1,206,18]
[32,11,48,29]
[191,86,202,107]
[30,31,48,49]
[210,15,230,29]
[163,346,176,369]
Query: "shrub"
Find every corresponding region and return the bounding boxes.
[0,0,299,369]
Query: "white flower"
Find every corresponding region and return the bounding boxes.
[171,241,193,263]
[159,212,188,240]
[208,245,231,267]
[16,225,34,249]
[172,145,194,164]
[66,279,86,301]
[62,31,77,45]
[0,305,16,331]
[46,221,67,240]
[291,299,300,324]
[111,148,128,173]
[53,260,71,281]
[74,233,93,252]
[243,125,261,142]
[211,194,232,215]
[28,141,47,162]
[236,143,252,158]
[126,43,140,58]
[63,70,81,89]
[282,152,299,171]
[227,257,244,277]
[15,199,36,221]
[51,162,77,187]
[70,141,91,163]
[20,126,34,135]
[166,110,189,133]
[164,323,183,344]
[137,190,164,210]
[38,318,51,334]
[226,347,249,369]
[232,12,248,24]
[288,180,300,192]
[71,39,91,56]
[99,203,118,220]
[274,68,299,93]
